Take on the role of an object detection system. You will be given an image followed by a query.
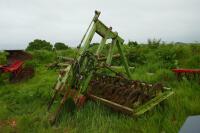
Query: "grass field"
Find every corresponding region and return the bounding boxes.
[0,44,200,133]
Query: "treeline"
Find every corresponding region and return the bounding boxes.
[26,39,70,51]
[23,38,200,70]
[90,39,200,69]
[1,38,199,84]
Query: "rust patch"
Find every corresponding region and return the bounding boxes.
[88,74,164,109]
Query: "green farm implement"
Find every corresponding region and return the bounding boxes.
[48,11,174,124]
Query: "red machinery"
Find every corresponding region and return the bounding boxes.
[0,50,34,83]
[172,68,200,80]
[1,60,23,73]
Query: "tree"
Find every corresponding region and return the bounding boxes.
[128,40,138,47]
[89,43,99,48]
[147,38,161,49]
[54,42,69,50]
[26,39,53,51]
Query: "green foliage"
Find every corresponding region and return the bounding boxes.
[0,52,8,84]
[156,45,177,68]
[190,44,200,54]
[26,39,53,51]
[155,69,176,82]
[0,73,9,85]
[0,51,8,64]
[54,42,69,50]
[56,48,78,58]
[127,47,146,66]
[30,50,56,64]
[24,60,38,68]
[127,40,138,47]
[147,38,161,49]
[184,55,200,68]
[90,43,100,47]
[1,43,200,132]
[146,63,161,73]
[174,45,191,60]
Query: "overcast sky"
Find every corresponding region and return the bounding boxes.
[0,0,199,50]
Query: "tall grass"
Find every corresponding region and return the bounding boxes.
[0,43,200,132]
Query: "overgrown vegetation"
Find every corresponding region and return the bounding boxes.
[26,39,70,51]
[54,42,69,50]
[0,51,7,64]
[0,42,200,133]
[26,39,53,51]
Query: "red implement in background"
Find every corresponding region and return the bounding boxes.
[172,68,200,80]
[172,69,200,73]
[1,60,23,73]
[0,50,34,83]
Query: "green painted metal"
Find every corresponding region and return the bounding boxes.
[134,91,174,116]
[47,65,71,110]
[54,65,71,91]
[95,20,124,43]
[80,36,108,93]
[87,90,174,116]
[80,23,96,56]
[48,11,174,124]
[77,11,100,48]
[96,37,107,56]
[115,40,133,79]
[106,40,115,65]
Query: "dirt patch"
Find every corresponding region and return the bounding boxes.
[0,119,17,128]
[88,74,164,109]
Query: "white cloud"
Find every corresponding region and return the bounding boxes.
[0,0,199,49]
